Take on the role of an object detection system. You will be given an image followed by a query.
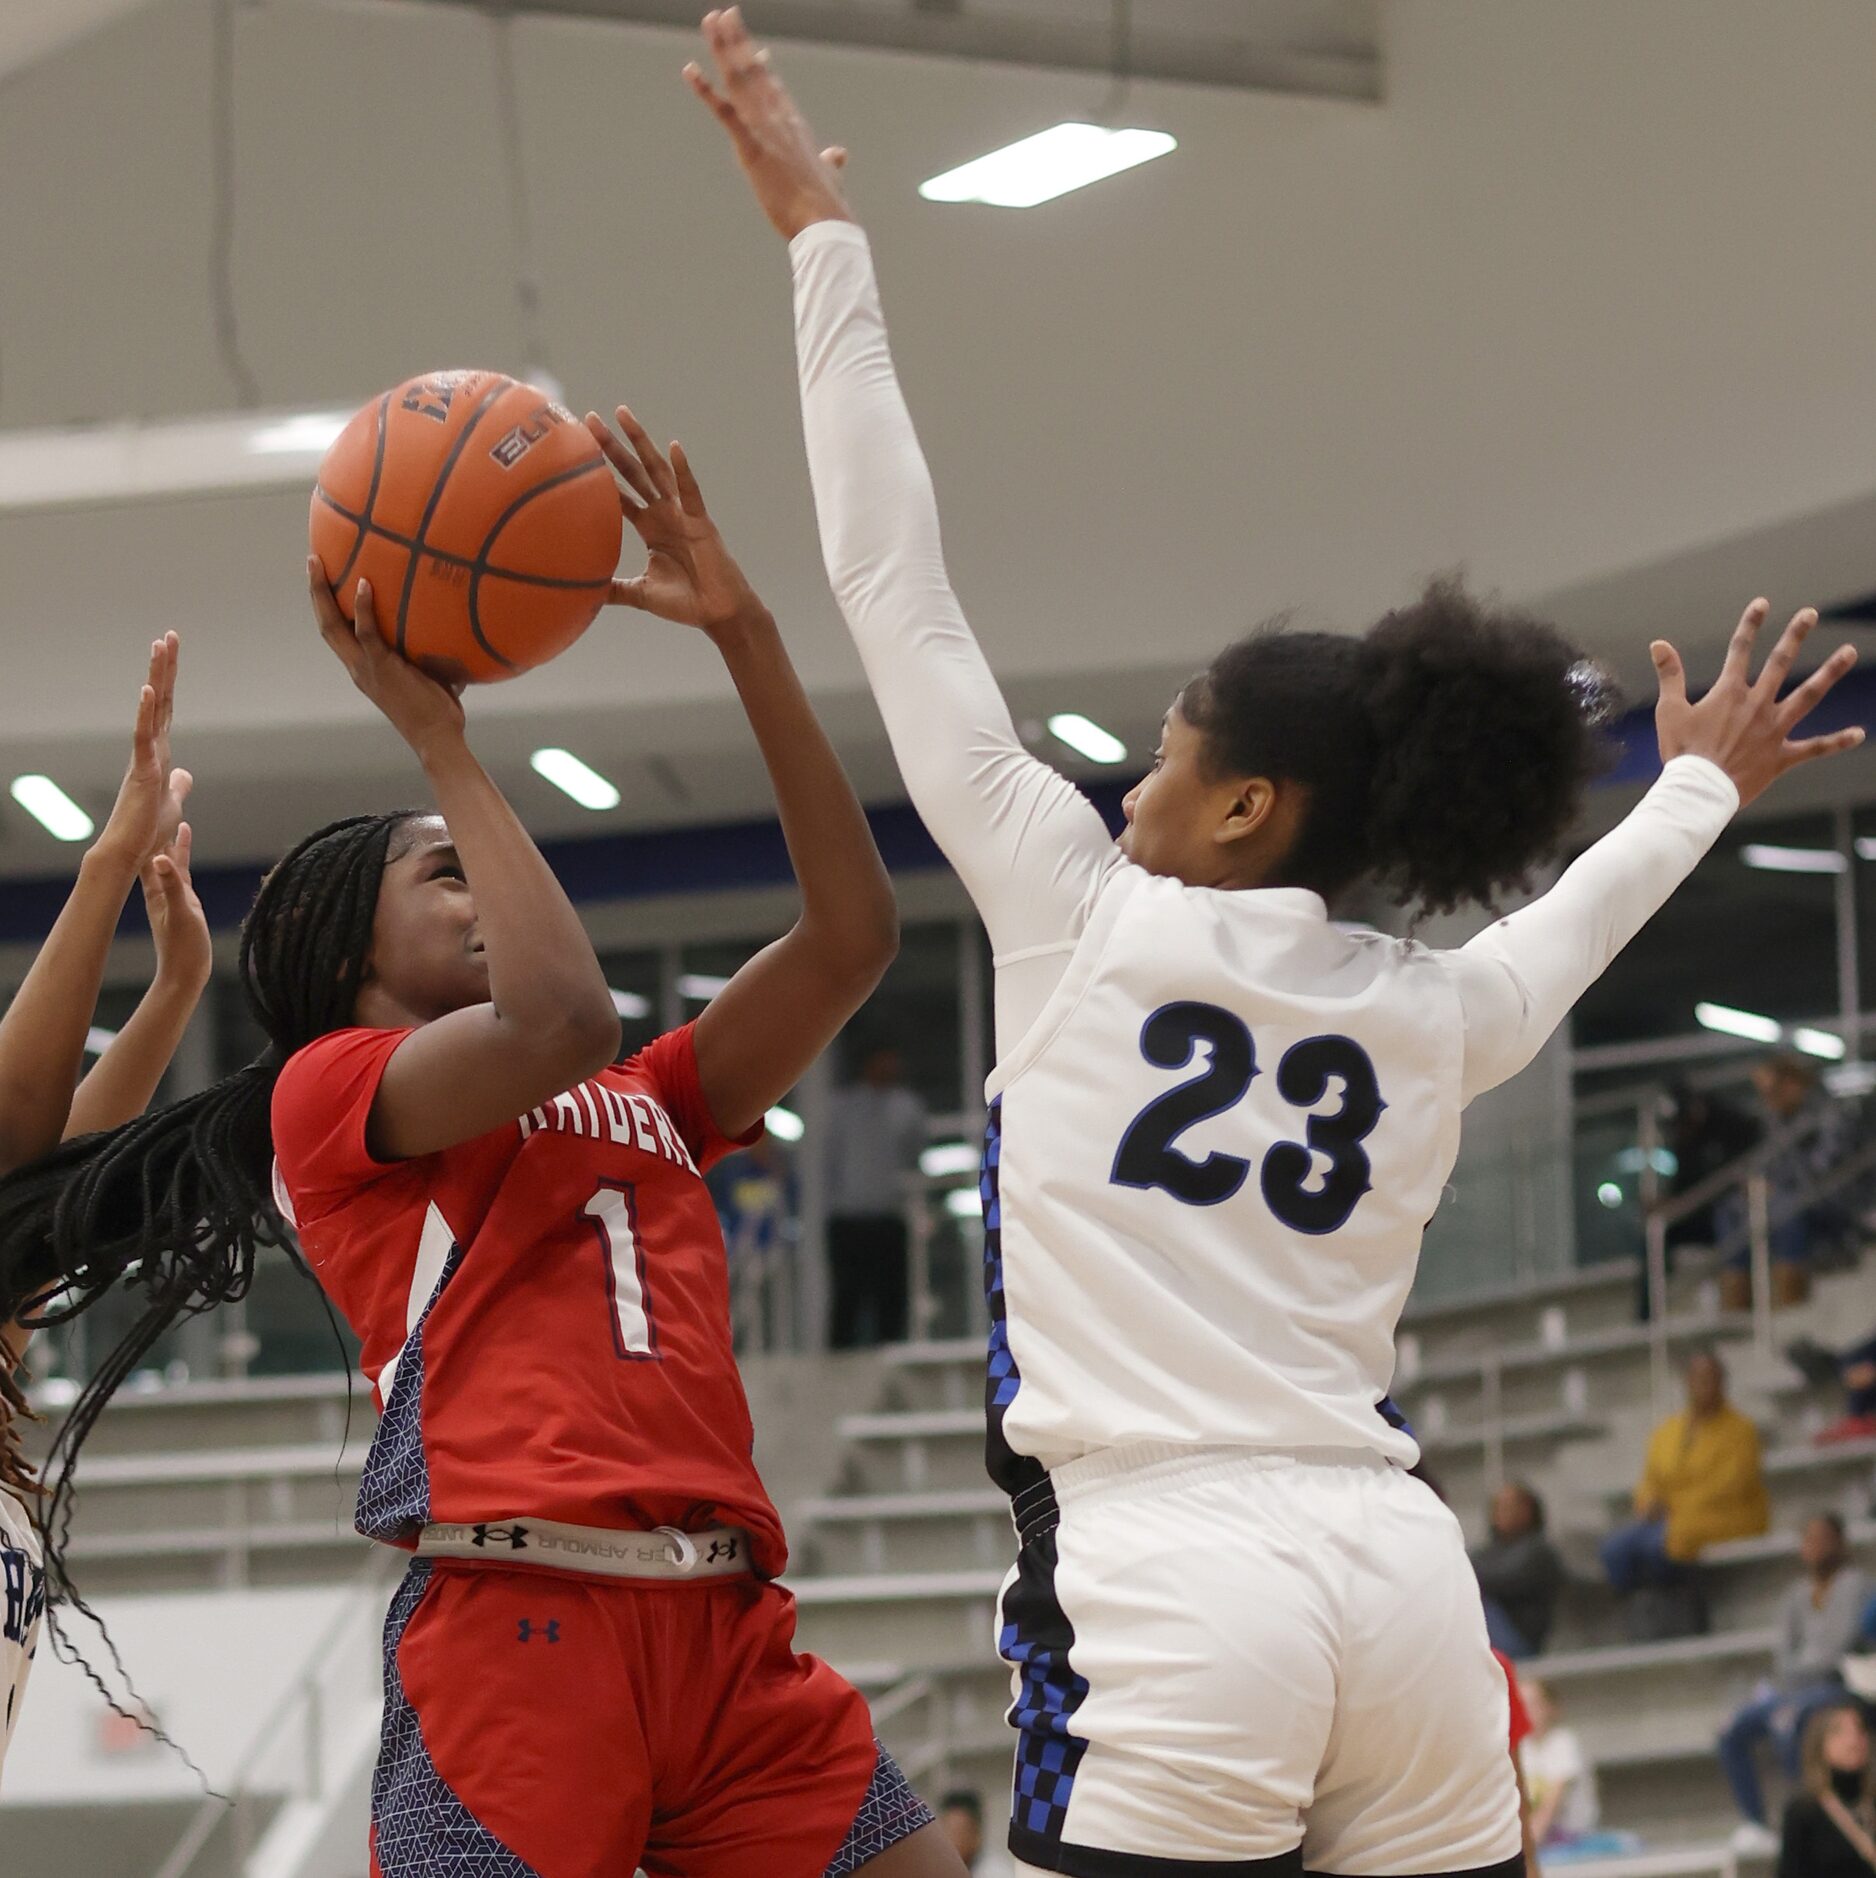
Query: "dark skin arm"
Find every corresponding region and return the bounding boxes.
[309,565,621,1159]
[586,406,897,1137]
[0,635,192,1177]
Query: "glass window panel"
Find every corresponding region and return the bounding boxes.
[1572,809,1839,1050]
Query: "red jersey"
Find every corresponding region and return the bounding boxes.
[1495,1649,1532,1755]
[270,1023,787,1575]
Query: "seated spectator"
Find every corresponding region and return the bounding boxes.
[1520,1676,1600,1849]
[1721,1053,1858,1313]
[1665,1081,1763,1253]
[1721,1513,1868,1850]
[1777,1704,1876,1878]
[1788,1329,1876,1448]
[1601,1350,1769,1598]
[1471,1480,1566,1659]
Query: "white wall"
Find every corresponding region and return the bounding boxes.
[1,0,1873,866]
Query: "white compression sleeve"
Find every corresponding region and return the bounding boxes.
[1438,755,1740,1104]
[791,220,1119,1052]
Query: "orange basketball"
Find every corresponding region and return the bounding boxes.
[309,370,623,685]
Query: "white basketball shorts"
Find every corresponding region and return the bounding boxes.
[995,1443,1522,1875]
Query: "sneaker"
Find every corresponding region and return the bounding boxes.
[1731,1822,1780,1858]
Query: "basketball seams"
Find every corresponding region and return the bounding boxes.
[324,391,393,593]
[312,491,611,591]
[393,377,514,657]
[465,455,616,671]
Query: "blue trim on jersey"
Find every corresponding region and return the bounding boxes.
[357,1242,463,1544]
[373,1560,541,1878]
[823,1740,937,1873]
[982,1097,1094,1853]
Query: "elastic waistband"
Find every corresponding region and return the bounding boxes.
[1051,1441,1392,1510]
[415,1518,752,1581]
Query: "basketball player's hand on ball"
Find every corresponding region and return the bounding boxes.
[686,8,852,241]
[141,821,211,996]
[309,559,467,761]
[95,633,194,882]
[1652,599,1865,809]
[586,407,766,640]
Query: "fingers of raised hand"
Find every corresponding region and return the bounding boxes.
[167,767,194,812]
[1721,597,1771,685]
[352,578,386,652]
[1776,642,1859,730]
[1756,607,1820,694]
[1783,724,1867,771]
[670,442,708,518]
[171,820,193,875]
[585,411,657,507]
[1650,639,1688,712]
[612,405,677,499]
[607,575,649,612]
[131,681,158,764]
[308,557,360,650]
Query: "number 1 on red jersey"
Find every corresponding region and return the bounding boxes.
[583,1184,659,1359]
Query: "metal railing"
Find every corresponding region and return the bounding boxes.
[150,1547,400,1878]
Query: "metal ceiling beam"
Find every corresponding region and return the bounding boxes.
[408,0,1381,99]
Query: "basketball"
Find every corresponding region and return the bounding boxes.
[309,371,623,686]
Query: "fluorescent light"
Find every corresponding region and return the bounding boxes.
[84,1027,117,1058]
[1793,1027,1848,1061]
[1740,843,1847,874]
[920,1142,979,1179]
[1857,838,1876,862]
[1827,1063,1876,1098]
[608,988,650,1020]
[920,123,1176,209]
[0,407,368,512]
[529,748,620,812]
[765,1105,805,1143]
[247,411,349,455]
[677,973,731,1002]
[944,1187,984,1220]
[10,774,94,842]
[1047,713,1128,765]
[1694,1001,1782,1044]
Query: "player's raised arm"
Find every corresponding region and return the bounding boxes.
[588,407,894,1138]
[308,566,621,1158]
[0,635,194,1177]
[685,10,1116,988]
[1443,600,1864,1104]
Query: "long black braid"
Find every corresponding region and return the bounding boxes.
[0,809,416,1701]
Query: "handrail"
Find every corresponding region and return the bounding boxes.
[150,1545,399,1878]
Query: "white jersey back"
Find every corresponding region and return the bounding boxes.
[0,1482,44,1781]
[988,866,1463,1484]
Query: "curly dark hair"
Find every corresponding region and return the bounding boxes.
[1182,578,1613,914]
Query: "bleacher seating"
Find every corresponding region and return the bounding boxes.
[11,1242,1876,1878]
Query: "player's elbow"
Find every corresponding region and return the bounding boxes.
[531,996,623,1084]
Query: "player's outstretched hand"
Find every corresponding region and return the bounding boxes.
[686,7,852,241]
[95,633,194,879]
[141,821,212,997]
[1653,599,1864,809]
[588,406,768,639]
[309,559,466,761]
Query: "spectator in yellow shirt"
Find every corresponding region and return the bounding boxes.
[1601,1350,1769,1592]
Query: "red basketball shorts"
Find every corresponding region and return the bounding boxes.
[369,1559,933,1877]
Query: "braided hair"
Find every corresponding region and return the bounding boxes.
[0,810,416,1623]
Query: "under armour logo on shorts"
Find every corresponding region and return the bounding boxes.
[471,1524,529,1550]
[516,1619,560,1644]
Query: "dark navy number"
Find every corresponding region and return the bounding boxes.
[1112,1006,1385,1235]
[1260,1035,1385,1236]
[1109,1003,1257,1206]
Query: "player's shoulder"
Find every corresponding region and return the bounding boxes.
[275,1025,409,1103]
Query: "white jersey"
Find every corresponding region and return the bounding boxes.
[0,1482,44,1781]
[791,218,1739,1481]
